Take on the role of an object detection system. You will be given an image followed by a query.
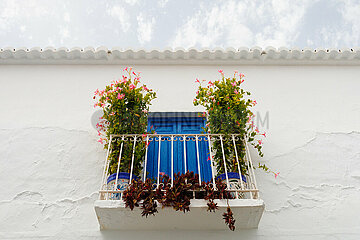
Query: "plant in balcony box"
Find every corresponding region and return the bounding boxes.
[193,70,265,191]
[94,67,156,198]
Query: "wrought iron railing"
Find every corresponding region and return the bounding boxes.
[99,134,259,200]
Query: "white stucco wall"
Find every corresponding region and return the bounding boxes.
[0,63,359,239]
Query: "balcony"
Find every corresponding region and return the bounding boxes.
[94,134,265,230]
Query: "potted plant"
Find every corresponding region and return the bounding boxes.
[94,67,156,198]
[193,70,265,193]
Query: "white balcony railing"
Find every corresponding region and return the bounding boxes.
[98,134,259,200]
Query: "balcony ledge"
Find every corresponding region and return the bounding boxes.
[95,199,264,230]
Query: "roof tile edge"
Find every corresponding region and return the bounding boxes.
[1,47,360,65]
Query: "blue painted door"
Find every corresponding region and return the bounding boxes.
[146,117,212,182]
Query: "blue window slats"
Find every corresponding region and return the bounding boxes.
[146,117,212,182]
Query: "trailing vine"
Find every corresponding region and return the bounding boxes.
[123,171,237,231]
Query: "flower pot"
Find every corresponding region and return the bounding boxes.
[217,172,247,199]
[107,172,139,200]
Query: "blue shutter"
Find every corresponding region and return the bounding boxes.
[146,117,212,182]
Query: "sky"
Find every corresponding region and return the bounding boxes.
[0,0,359,49]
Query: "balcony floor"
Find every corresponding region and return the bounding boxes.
[95,199,264,230]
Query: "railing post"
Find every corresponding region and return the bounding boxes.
[129,136,137,183]
[183,135,187,173]
[207,135,216,190]
[245,140,259,199]
[157,136,161,187]
[100,135,113,199]
[171,135,174,187]
[195,135,202,185]
[232,135,245,190]
[243,138,254,199]
[219,135,230,189]
[114,135,125,200]
[143,135,149,181]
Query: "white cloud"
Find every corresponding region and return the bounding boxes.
[59,26,70,44]
[171,0,313,48]
[107,5,131,32]
[158,0,169,8]
[137,13,155,44]
[0,0,49,31]
[340,0,360,46]
[64,12,70,23]
[20,25,26,32]
[124,0,138,6]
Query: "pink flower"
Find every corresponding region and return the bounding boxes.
[258,140,263,145]
[252,100,257,106]
[240,79,245,84]
[218,69,224,75]
[234,89,239,94]
[142,109,148,113]
[124,67,132,72]
[208,81,214,86]
[247,115,252,123]
[262,132,266,137]
[274,172,280,179]
[231,81,236,87]
[121,76,128,83]
[239,73,244,78]
[195,78,200,83]
[129,84,136,90]
[142,85,149,91]
[117,93,125,99]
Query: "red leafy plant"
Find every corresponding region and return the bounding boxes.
[122,171,237,231]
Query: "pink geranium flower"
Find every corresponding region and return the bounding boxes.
[258,140,263,145]
[129,84,136,90]
[274,172,280,179]
[117,93,125,99]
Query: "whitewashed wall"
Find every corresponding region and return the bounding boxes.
[0,64,359,239]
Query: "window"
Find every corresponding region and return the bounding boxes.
[145,112,212,182]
